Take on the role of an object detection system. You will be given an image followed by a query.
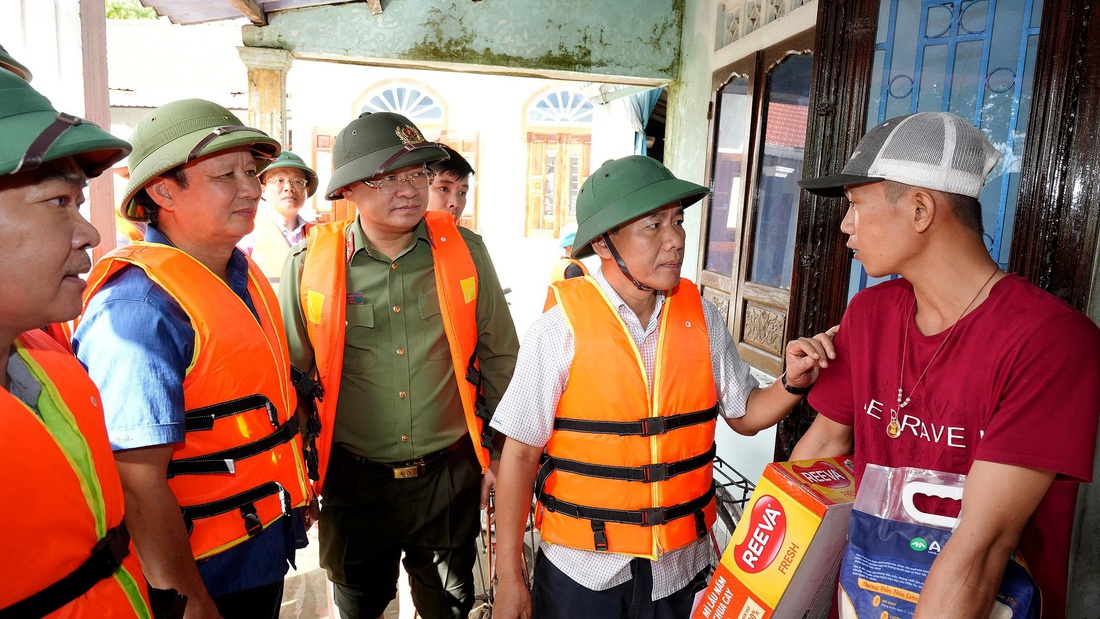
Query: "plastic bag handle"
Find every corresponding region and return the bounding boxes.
[901,481,963,529]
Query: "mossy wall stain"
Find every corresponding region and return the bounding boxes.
[252,0,684,80]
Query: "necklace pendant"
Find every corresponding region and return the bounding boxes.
[886,418,901,439]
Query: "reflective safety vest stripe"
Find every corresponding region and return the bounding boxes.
[0,330,152,618]
[298,212,490,491]
[536,276,718,560]
[84,243,311,560]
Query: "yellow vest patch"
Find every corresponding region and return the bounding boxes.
[306,290,325,324]
[460,276,476,304]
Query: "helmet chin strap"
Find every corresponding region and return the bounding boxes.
[602,233,653,291]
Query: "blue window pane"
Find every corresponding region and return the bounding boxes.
[748,53,812,290]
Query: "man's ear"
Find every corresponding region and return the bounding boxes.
[911,188,937,233]
[590,234,612,260]
[146,178,176,212]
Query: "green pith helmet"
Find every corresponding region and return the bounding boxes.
[0,70,130,178]
[325,111,449,200]
[261,151,319,197]
[572,156,709,259]
[122,98,281,221]
[0,43,32,82]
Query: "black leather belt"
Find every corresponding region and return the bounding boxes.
[337,439,466,479]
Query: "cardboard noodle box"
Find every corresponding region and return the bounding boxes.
[694,456,857,619]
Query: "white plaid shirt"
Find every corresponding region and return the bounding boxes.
[490,267,758,600]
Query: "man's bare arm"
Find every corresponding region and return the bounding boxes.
[115,446,223,619]
[492,437,543,619]
[789,414,854,461]
[913,460,1054,618]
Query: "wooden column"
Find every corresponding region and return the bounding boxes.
[774,0,880,461]
[80,0,117,261]
[237,46,292,146]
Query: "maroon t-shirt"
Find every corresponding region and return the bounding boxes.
[809,274,1100,618]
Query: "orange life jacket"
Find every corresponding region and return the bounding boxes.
[84,243,311,560]
[297,212,491,491]
[41,321,73,352]
[543,257,588,312]
[536,276,718,560]
[1,330,152,618]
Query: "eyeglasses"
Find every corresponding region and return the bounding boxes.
[361,170,431,195]
[269,178,308,189]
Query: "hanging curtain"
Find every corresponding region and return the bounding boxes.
[624,87,663,156]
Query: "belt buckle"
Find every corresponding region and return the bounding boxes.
[393,462,423,479]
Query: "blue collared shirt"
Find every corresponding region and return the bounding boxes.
[73,226,302,596]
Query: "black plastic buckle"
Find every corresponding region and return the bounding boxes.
[591,520,609,551]
[264,400,280,428]
[240,503,264,537]
[291,367,325,401]
[304,446,320,481]
[465,364,481,386]
[640,507,666,526]
[641,463,670,483]
[639,417,668,436]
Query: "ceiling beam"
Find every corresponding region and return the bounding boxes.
[228,0,267,25]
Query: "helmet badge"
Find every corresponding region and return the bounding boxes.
[395,124,426,146]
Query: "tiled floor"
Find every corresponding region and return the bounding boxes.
[278,517,536,619]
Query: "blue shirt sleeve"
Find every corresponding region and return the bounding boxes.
[73,265,195,451]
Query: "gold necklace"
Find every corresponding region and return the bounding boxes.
[887,268,1000,439]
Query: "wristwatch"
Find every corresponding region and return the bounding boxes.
[781,372,812,396]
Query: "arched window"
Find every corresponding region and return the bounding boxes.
[524,88,593,237]
[359,85,444,123]
[528,90,594,124]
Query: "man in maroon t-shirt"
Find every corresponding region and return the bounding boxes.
[792,112,1100,618]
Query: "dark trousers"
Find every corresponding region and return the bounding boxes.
[213,579,285,619]
[320,441,482,619]
[531,550,709,619]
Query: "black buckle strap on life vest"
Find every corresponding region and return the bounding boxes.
[0,522,131,619]
[465,349,481,388]
[463,348,497,452]
[240,502,264,537]
[184,394,279,432]
[290,365,324,401]
[694,510,708,539]
[538,485,715,528]
[533,454,556,499]
[544,444,717,484]
[591,520,609,551]
[181,482,291,537]
[147,585,187,619]
[167,417,299,478]
[553,405,718,437]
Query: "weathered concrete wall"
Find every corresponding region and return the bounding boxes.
[244,0,685,83]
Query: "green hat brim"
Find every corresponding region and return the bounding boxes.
[572,177,708,259]
[123,127,280,221]
[261,158,319,197]
[1,77,130,178]
[324,143,448,200]
[0,46,32,82]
